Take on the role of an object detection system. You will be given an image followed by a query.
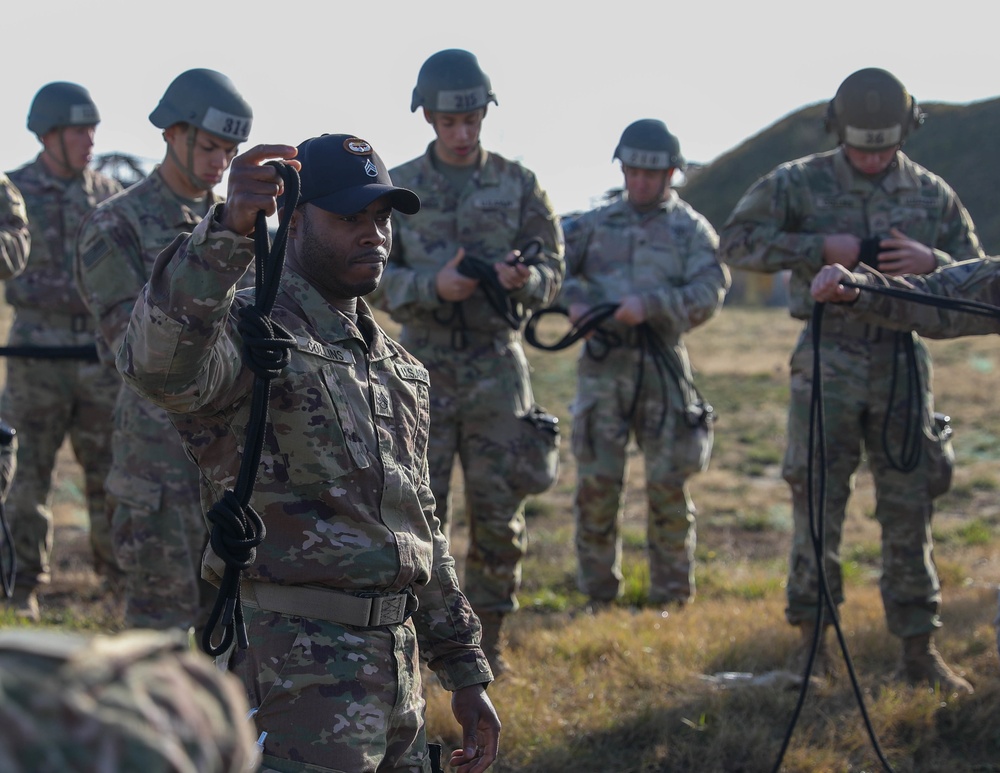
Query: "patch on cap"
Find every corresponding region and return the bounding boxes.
[344,138,373,155]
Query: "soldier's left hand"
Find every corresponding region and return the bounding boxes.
[874,228,937,276]
[449,684,500,772]
[614,294,647,326]
[495,250,530,291]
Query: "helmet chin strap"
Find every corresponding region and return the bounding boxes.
[164,125,211,196]
[45,128,84,179]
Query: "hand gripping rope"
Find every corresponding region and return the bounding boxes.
[432,238,547,348]
[772,280,1000,773]
[202,161,300,657]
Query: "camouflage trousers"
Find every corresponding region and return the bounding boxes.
[401,327,530,616]
[783,327,942,638]
[0,313,119,587]
[571,349,697,604]
[229,607,432,772]
[107,388,214,632]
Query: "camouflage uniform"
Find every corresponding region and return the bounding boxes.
[719,147,985,637]
[74,167,220,632]
[118,213,492,772]
[0,172,30,280]
[373,143,564,617]
[2,156,121,590]
[828,257,1000,662]
[0,627,256,772]
[559,192,728,604]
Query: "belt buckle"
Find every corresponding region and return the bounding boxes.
[366,588,418,627]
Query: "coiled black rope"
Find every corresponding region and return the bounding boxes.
[525,303,714,436]
[201,161,300,657]
[433,238,548,345]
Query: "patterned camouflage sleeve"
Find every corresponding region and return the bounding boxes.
[507,170,566,310]
[411,470,493,690]
[0,628,255,772]
[118,211,251,412]
[642,212,730,333]
[840,259,1000,339]
[556,210,595,308]
[75,204,151,365]
[0,173,29,280]
[718,164,827,275]
[929,184,985,266]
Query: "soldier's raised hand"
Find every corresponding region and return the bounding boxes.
[218,144,300,237]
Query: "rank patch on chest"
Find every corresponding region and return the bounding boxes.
[372,384,393,418]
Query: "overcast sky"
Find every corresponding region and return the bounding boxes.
[5,0,998,215]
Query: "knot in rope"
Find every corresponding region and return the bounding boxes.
[236,306,295,380]
[201,160,300,657]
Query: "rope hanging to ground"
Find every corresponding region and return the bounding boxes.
[772,279,1000,773]
[202,161,300,657]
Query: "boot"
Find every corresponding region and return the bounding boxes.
[477,612,511,678]
[792,622,835,678]
[6,586,40,623]
[901,633,974,695]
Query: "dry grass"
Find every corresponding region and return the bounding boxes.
[4,303,1000,772]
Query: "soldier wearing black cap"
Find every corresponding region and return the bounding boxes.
[118,135,501,773]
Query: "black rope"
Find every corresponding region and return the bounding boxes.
[524,303,714,435]
[201,161,300,657]
[433,238,548,342]
[771,302,893,773]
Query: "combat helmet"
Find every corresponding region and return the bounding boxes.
[410,49,498,113]
[27,82,100,137]
[613,119,685,170]
[826,68,923,150]
[149,68,253,143]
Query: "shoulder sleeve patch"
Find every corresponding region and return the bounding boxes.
[80,238,112,270]
[395,362,430,385]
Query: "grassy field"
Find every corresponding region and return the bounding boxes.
[5,304,1000,772]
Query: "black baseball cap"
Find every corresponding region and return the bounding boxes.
[291,134,419,215]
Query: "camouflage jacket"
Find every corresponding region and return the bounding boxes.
[0,173,29,280]
[0,628,254,772]
[119,212,491,691]
[75,166,220,365]
[558,192,729,345]
[836,258,1000,339]
[719,148,984,320]
[6,156,121,314]
[373,143,565,333]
